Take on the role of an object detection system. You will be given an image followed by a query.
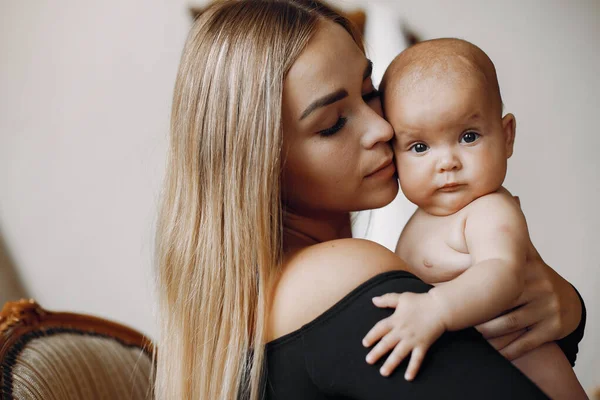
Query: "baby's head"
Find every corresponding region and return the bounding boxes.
[381,38,516,216]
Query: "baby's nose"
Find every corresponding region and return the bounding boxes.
[437,152,462,172]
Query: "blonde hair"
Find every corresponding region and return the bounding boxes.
[155,1,362,399]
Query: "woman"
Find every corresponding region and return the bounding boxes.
[155,1,586,399]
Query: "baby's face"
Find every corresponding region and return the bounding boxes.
[385,74,515,216]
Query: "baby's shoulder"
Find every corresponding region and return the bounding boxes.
[462,188,527,234]
[464,188,521,216]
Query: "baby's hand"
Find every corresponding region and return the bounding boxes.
[362,292,446,381]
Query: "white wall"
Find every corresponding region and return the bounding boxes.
[0,0,192,336]
[1,0,598,393]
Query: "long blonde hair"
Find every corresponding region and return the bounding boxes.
[155,1,362,398]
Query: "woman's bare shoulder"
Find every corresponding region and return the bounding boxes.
[267,238,409,342]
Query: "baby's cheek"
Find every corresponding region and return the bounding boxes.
[395,154,411,181]
[471,146,507,193]
[391,140,402,159]
[397,159,426,202]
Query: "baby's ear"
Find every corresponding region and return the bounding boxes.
[501,113,516,158]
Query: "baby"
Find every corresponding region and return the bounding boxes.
[362,39,586,399]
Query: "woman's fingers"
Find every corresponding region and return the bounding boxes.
[372,293,401,308]
[380,342,411,377]
[487,329,526,350]
[365,330,397,365]
[362,319,391,348]
[476,303,541,339]
[499,324,543,360]
[405,347,426,381]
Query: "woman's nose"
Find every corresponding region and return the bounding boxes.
[360,106,394,149]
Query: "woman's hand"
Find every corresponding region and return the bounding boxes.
[475,199,582,360]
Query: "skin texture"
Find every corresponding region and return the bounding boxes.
[360,39,586,399]
[268,26,583,397]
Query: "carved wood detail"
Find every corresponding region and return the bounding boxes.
[0,299,154,365]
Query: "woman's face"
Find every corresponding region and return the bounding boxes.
[281,21,398,216]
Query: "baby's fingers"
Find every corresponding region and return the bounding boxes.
[365,333,398,365]
[380,342,412,377]
[362,319,391,348]
[372,293,401,308]
[405,347,426,381]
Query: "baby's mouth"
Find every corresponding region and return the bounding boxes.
[437,183,464,192]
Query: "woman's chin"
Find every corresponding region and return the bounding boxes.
[360,179,399,210]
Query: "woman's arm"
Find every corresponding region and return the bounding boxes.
[472,195,585,364]
[476,235,585,364]
[269,238,548,399]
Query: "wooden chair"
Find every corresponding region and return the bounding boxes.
[0,299,154,400]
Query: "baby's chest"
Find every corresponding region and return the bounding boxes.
[405,214,472,283]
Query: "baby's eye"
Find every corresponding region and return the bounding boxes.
[410,143,429,153]
[460,131,480,144]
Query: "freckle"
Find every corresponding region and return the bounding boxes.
[423,259,433,268]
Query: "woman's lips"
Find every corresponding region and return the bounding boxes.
[366,159,395,179]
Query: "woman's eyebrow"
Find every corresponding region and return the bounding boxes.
[299,59,374,121]
[300,89,348,120]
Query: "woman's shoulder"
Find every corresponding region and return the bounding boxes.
[267,238,410,342]
[285,238,406,276]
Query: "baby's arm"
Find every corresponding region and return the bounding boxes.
[429,193,528,328]
[362,193,528,380]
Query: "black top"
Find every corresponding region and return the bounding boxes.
[264,270,586,399]
[556,282,586,366]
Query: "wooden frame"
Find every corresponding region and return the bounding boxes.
[0,299,154,380]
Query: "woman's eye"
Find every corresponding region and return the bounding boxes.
[460,131,480,144]
[318,116,347,137]
[410,143,429,153]
[362,89,381,103]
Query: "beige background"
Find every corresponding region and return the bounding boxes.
[1,0,598,392]
[0,233,26,305]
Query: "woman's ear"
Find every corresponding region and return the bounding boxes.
[502,113,516,158]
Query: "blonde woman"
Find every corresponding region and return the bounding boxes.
[155,1,586,399]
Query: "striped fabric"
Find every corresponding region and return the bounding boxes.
[4,331,153,400]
